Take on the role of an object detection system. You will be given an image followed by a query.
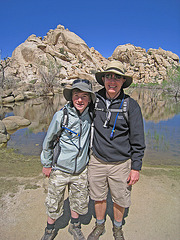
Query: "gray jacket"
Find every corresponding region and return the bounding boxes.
[41,103,91,174]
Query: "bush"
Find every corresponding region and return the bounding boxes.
[163,65,180,97]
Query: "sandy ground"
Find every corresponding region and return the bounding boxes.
[0,171,179,240]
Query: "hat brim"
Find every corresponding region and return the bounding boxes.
[63,85,96,103]
[95,70,133,88]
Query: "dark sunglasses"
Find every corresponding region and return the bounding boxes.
[105,74,126,80]
[73,79,92,86]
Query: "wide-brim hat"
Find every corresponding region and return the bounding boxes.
[63,79,96,103]
[95,60,133,88]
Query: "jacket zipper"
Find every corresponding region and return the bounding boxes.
[73,117,82,173]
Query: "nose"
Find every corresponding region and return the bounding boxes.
[109,76,116,82]
[77,96,83,101]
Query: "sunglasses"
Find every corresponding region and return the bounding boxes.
[73,79,92,86]
[105,74,126,80]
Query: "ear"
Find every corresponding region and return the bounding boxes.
[123,77,126,83]
[102,76,105,83]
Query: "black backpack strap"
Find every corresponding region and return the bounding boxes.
[52,107,69,166]
[52,107,68,144]
[61,107,68,128]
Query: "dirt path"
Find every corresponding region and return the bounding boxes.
[0,171,179,240]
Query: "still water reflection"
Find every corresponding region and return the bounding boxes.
[1,88,180,166]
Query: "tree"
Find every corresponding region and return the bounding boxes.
[39,57,62,95]
[0,57,10,89]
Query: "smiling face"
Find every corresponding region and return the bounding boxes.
[102,73,126,99]
[72,89,91,114]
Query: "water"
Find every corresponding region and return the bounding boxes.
[1,88,180,166]
[144,114,180,165]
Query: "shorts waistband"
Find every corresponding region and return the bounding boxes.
[92,153,129,165]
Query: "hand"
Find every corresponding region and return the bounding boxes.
[127,169,140,186]
[42,167,52,178]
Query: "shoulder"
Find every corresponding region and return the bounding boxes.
[54,106,67,120]
[96,88,106,97]
[127,96,142,116]
[127,95,140,107]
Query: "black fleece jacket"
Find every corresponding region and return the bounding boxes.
[92,88,146,170]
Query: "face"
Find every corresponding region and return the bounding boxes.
[102,73,126,99]
[72,89,91,113]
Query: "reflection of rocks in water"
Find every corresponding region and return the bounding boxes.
[126,88,180,122]
[10,94,67,133]
[1,89,179,131]
[0,105,14,120]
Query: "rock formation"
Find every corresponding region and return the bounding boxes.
[110,44,179,84]
[3,24,108,86]
[1,24,179,91]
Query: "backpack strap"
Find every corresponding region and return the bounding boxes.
[90,98,99,149]
[94,97,129,120]
[90,96,129,147]
[61,107,68,128]
[122,97,129,124]
[52,107,69,166]
[52,107,68,144]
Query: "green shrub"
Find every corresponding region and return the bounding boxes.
[29,79,37,84]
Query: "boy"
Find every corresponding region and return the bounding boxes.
[41,79,95,240]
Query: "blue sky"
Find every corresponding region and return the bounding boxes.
[0,0,180,60]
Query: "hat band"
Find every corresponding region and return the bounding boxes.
[106,67,124,75]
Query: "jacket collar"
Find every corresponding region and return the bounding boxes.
[66,103,89,116]
[96,88,124,103]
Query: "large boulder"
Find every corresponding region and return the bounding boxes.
[2,116,31,131]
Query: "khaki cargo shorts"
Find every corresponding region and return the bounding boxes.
[88,155,132,208]
[45,168,89,220]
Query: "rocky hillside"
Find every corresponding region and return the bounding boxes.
[1,24,180,88]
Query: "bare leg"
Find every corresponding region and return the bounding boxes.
[95,200,107,220]
[71,209,79,219]
[47,216,56,224]
[87,200,106,239]
[113,203,125,222]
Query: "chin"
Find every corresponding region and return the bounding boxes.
[108,90,116,94]
[77,107,85,112]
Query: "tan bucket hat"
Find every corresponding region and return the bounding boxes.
[95,60,133,88]
[63,79,96,103]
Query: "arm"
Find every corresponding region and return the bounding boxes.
[41,111,63,168]
[128,101,146,171]
[128,100,146,184]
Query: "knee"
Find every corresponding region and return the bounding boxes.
[95,200,106,204]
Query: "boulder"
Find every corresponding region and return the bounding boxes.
[2,116,31,131]
[2,96,15,103]
[15,93,25,102]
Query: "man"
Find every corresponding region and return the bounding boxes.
[87,61,146,240]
